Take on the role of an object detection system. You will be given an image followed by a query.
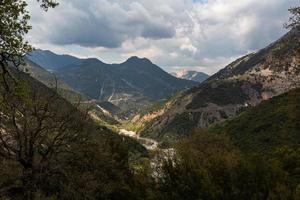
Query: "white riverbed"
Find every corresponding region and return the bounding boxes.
[119,129,158,150]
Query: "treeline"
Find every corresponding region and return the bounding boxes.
[153,132,300,200]
[149,89,300,200]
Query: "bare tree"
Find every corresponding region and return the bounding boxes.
[0,75,88,199]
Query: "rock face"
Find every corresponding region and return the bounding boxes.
[139,29,300,142]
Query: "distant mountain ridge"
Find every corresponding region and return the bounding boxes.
[21,59,128,126]
[27,50,198,116]
[171,70,209,83]
[26,49,81,71]
[21,58,88,102]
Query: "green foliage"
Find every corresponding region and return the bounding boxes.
[0,71,148,199]
[285,7,300,30]
[156,131,298,200]
[0,0,57,77]
[0,0,32,59]
[139,91,183,118]
[274,146,300,183]
[210,88,300,155]
[0,2,299,199]
[36,0,58,11]
[122,120,145,132]
[56,139,133,199]
[186,80,251,109]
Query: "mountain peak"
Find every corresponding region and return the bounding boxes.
[125,56,152,64]
[172,70,209,83]
[82,58,104,64]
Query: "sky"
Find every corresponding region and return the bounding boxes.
[27,0,299,75]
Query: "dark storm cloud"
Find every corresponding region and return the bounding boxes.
[27,0,300,74]
[28,0,175,48]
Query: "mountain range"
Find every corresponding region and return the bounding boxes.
[137,29,300,145]
[27,51,198,116]
[27,49,81,71]
[171,70,209,83]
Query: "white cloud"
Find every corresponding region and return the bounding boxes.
[27,0,299,74]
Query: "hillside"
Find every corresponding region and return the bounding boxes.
[27,50,198,116]
[21,58,88,103]
[0,65,148,198]
[209,88,300,155]
[8,64,146,153]
[171,70,209,83]
[26,49,81,71]
[20,59,124,129]
[138,29,300,144]
[54,56,197,115]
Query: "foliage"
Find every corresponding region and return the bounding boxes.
[285,7,300,30]
[210,88,300,155]
[0,0,57,69]
[186,80,251,109]
[0,72,146,199]
[36,0,58,11]
[152,89,300,199]
[0,0,32,63]
[0,1,299,199]
[156,131,298,200]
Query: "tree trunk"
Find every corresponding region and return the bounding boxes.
[23,166,35,200]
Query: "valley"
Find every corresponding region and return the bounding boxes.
[27,51,198,118]
[24,51,201,149]
[119,129,158,150]
[1,1,300,199]
[24,28,300,150]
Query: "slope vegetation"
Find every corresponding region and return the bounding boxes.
[209,88,300,155]
[56,56,197,115]
[139,29,300,144]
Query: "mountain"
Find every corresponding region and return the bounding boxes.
[114,57,198,99]
[138,29,300,145]
[209,88,300,155]
[21,59,125,127]
[171,70,209,83]
[54,56,198,115]
[27,51,198,116]
[26,49,81,71]
[8,62,148,155]
[21,58,88,102]
[0,63,148,199]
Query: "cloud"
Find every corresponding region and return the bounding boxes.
[27,0,299,74]
[28,0,175,48]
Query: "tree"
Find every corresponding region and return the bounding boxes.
[0,0,58,90]
[156,131,295,200]
[286,7,300,30]
[0,75,88,199]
